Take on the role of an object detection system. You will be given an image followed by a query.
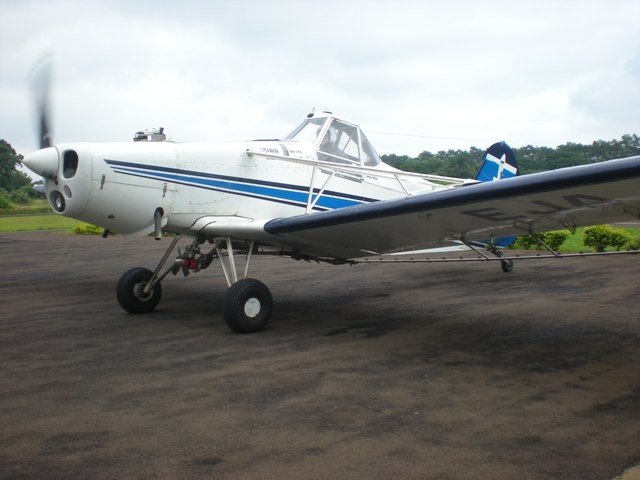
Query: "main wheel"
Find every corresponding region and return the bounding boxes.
[223,278,273,333]
[116,267,162,314]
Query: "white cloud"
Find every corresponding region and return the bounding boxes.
[2,0,640,159]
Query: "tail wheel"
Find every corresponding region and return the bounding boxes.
[223,278,273,333]
[501,259,514,273]
[116,267,162,314]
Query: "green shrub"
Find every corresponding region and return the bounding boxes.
[627,237,640,250]
[583,225,630,252]
[609,230,630,251]
[0,192,14,212]
[513,234,538,250]
[514,230,569,250]
[72,223,104,235]
[9,189,31,205]
[543,231,570,250]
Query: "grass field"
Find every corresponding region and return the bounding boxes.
[557,227,640,253]
[0,215,84,232]
[0,199,52,216]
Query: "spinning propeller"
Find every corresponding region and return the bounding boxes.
[24,55,59,179]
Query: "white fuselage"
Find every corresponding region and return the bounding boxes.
[38,139,458,239]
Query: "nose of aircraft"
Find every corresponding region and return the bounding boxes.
[23,147,59,179]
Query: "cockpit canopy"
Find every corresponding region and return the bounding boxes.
[284,112,381,167]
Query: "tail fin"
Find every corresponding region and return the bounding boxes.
[475,141,518,182]
[476,142,518,248]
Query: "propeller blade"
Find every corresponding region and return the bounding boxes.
[28,54,53,149]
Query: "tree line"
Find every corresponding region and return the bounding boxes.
[0,140,30,191]
[381,133,640,177]
[0,140,36,210]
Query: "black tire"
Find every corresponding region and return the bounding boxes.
[116,267,162,314]
[223,278,273,333]
[501,259,514,273]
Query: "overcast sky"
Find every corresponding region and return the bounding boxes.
[2,0,639,160]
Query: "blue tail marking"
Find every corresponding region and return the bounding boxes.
[475,141,518,182]
[476,142,518,247]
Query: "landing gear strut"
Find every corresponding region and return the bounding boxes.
[115,235,273,332]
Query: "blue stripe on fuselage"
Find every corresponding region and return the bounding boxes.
[104,159,376,211]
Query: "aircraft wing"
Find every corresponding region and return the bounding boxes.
[262,156,640,259]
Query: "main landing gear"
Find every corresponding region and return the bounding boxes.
[115,236,273,333]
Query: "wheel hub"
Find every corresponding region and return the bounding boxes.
[133,282,153,302]
[243,297,261,318]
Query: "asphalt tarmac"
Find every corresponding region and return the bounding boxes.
[1,231,639,480]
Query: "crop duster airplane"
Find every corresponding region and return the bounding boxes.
[23,69,640,333]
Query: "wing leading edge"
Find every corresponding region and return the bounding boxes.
[263,156,640,259]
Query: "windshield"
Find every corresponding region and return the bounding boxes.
[284,117,326,144]
[285,115,381,167]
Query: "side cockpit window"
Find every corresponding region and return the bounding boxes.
[361,135,380,167]
[319,120,360,164]
[319,119,381,167]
